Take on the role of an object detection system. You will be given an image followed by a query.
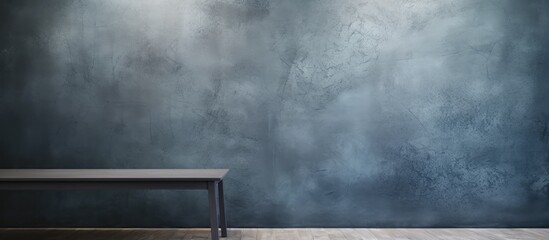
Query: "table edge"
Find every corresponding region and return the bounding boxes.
[0,169,229,182]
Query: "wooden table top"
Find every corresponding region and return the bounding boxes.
[0,169,229,181]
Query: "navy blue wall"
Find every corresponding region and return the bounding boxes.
[1,0,548,227]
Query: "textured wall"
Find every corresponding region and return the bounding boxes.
[1,0,548,227]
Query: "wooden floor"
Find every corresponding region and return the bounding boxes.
[0,228,548,240]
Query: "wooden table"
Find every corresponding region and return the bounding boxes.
[0,169,229,240]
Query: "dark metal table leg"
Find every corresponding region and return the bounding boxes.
[208,181,220,240]
[219,180,227,237]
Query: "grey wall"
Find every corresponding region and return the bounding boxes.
[1,0,548,227]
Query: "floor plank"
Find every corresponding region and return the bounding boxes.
[183,229,211,240]
[323,228,346,240]
[369,228,411,240]
[0,228,547,240]
[351,228,378,240]
[241,228,257,240]
[310,228,330,240]
[257,228,273,240]
[471,228,546,240]
[389,229,437,240]
[338,228,361,240]
[296,228,313,240]
[419,229,462,240]
[523,228,549,239]
[272,228,291,240]
[226,228,242,240]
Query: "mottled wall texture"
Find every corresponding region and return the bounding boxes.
[1,0,549,227]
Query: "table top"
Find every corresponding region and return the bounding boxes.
[0,169,229,181]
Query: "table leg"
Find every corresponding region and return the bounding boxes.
[219,180,227,237]
[208,181,220,240]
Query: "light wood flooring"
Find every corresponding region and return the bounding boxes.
[0,228,548,240]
